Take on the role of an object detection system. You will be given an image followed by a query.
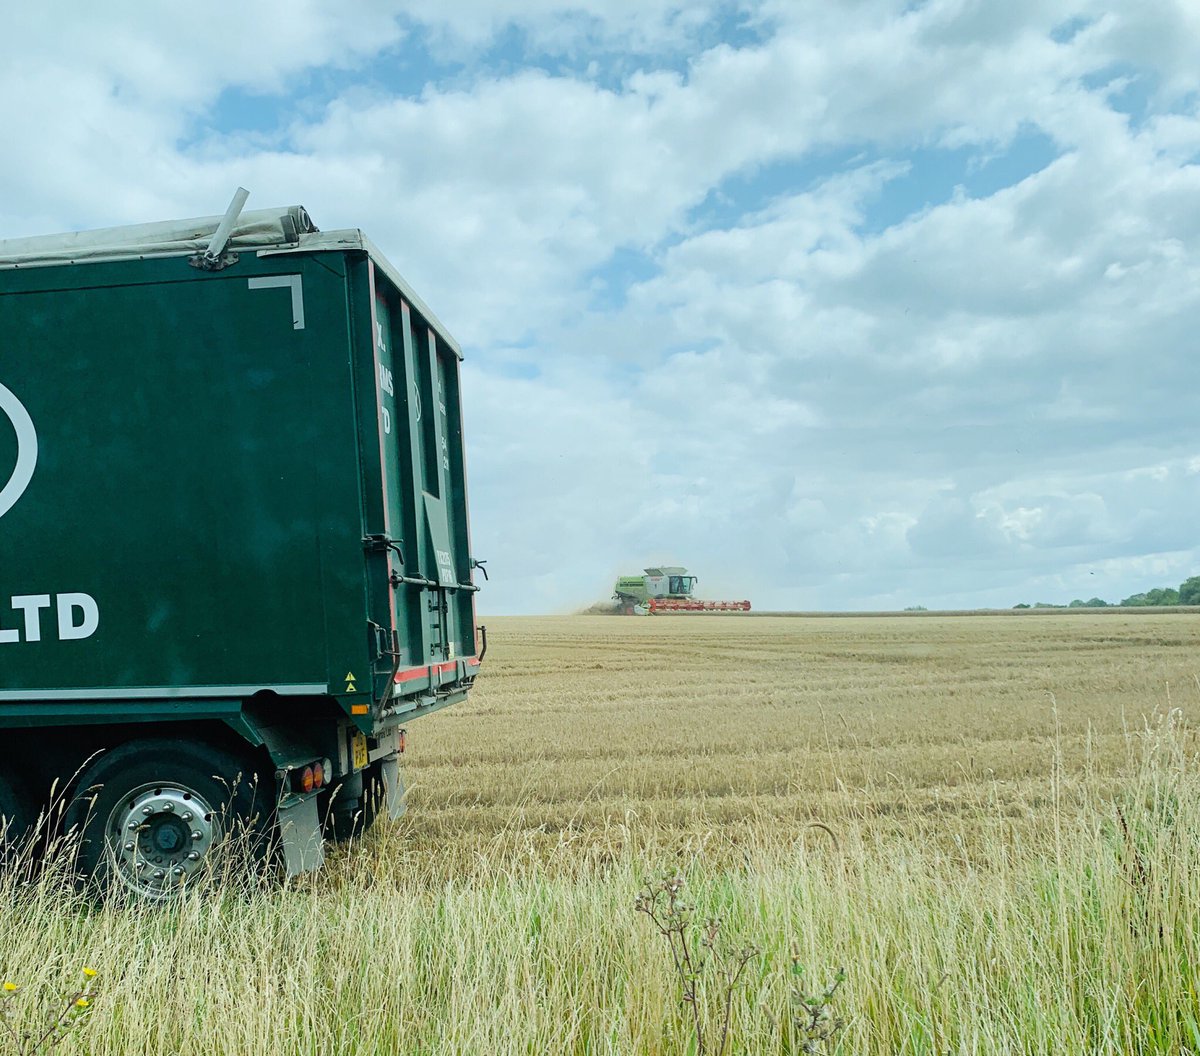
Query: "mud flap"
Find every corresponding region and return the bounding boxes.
[277,793,326,875]
[379,754,407,820]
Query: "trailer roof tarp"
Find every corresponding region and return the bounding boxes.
[0,206,318,267]
[0,204,460,356]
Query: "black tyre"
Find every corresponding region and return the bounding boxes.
[0,770,31,848]
[70,739,273,900]
[323,762,385,843]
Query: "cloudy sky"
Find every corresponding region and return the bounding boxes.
[3,1,1198,613]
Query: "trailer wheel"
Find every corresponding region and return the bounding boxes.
[323,762,383,842]
[71,740,272,901]
[0,771,31,848]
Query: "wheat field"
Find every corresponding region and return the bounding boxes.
[409,613,1200,857]
[2,612,1198,1054]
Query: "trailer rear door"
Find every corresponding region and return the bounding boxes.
[358,258,476,708]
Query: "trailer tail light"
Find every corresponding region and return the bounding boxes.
[291,757,333,795]
[398,729,407,754]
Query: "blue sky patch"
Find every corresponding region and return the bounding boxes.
[685,127,1060,241]
[1083,63,1156,127]
[852,133,1060,231]
[586,246,661,311]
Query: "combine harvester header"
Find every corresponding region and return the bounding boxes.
[647,596,752,613]
[613,567,751,615]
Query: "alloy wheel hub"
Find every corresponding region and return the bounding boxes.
[106,785,220,899]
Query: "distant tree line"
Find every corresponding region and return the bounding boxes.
[1014,575,1200,609]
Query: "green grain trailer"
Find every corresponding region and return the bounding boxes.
[0,192,485,897]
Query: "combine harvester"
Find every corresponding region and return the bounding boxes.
[613,567,751,615]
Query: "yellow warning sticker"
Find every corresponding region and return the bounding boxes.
[344,671,358,693]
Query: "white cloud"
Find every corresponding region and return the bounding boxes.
[1,1,1197,612]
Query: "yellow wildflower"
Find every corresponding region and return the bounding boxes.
[82,968,97,979]
[2,982,17,992]
[75,997,89,1009]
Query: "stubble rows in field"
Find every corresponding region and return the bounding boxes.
[404,613,1200,864]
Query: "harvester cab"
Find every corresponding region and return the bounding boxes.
[612,567,750,615]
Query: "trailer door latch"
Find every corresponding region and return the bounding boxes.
[363,534,405,562]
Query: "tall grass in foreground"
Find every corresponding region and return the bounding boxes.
[1,709,1197,1055]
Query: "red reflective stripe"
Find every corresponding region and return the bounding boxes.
[395,658,479,684]
[394,665,429,684]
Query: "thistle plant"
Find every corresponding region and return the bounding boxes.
[635,872,757,1056]
[0,969,99,1056]
[784,958,846,1054]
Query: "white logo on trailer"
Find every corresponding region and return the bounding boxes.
[0,382,101,644]
[0,382,37,519]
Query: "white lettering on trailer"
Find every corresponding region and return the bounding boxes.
[248,275,306,330]
[11,594,50,641]
[0,382,38,520]
[58,593,100,640]
[378,363,395,434]
[0,593,99,644]
[376,333,396,435]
